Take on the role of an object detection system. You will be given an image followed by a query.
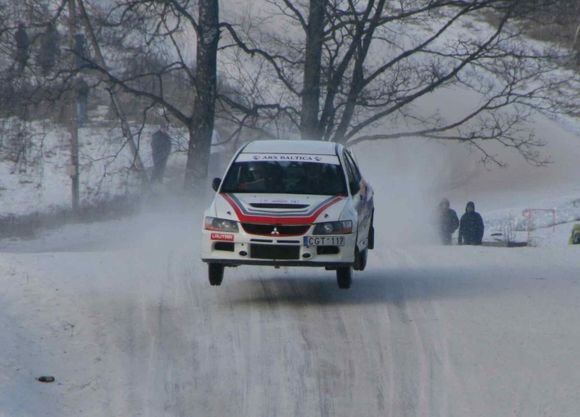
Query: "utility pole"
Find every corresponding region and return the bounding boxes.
[68,0,80,213]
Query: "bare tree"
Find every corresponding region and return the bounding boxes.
[1,0,577,191]
[220,0,573,165]
[65,0,220,188]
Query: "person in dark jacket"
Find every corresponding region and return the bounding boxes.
[76,77,90,125]
[458,201,484,245]
[14,22,30,73]
[437,198,459,245]
[37,22,61,76]
[150,124,172,183]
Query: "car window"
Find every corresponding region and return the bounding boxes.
[220,160,348,195]
[343,151,361,194]
[345,150,362,182]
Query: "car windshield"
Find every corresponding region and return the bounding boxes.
[220,160,348,195]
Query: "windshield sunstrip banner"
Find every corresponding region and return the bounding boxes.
[236,153,340,165]
[222,193,344,224]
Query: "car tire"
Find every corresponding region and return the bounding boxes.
[336,267,352,289]
[208,263,224,286]
[354,247,368,271]
[368,212,375,250]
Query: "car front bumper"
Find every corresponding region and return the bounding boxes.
[201,229,356,267]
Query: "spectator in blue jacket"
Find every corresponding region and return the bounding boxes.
[458,201,484,245]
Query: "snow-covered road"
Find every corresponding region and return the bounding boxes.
[1,200,579,417]
[2,104,580,416]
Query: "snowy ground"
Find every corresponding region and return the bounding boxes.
[1,105,580,416]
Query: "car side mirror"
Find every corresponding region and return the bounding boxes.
[211,177,221,192]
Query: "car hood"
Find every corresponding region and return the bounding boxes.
[210,193,349,224]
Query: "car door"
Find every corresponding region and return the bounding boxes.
[343,150,373,249]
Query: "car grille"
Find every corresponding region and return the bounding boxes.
[241,223,310,236]
[316,246,340,255]
[250,244,300,260]
[249,203,309,209]
[214,242,234,252]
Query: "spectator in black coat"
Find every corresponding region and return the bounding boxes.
[14,22,30,73]
[76,77,89,125]
[437,198,459,245]
[458,201,484,245]
[37,22,61,76]
[150,124,172,183]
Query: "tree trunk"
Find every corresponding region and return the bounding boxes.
[186,123,211,188]
[300,0,325,140]
[185,0,219,189]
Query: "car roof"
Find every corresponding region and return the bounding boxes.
[241,139,341,156]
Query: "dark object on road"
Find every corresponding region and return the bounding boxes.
[37,376,55,383]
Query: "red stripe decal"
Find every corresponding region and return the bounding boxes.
[222,194,344,225]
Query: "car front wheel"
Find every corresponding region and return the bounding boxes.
[336,267,352,289]
[208,263,224,286]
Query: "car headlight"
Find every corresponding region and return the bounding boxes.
[313,220,352,235]
[204,217,239,232]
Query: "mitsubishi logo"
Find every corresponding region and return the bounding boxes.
[271,227,281,235]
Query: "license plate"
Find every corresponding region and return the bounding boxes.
[210,233,234,241]
[303,236,345,247]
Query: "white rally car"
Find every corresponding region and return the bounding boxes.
[201,139,374,289]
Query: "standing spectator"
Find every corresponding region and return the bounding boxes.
[37,21,61,76]
[437,198,459,245]
[150,124,172,183]
[73,32,90,70]
[76,77,90,125]
[14,22,30,73]
[458,201,484,245]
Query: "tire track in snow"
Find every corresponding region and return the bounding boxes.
[381,247,460,417]
[109,242,463,417]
